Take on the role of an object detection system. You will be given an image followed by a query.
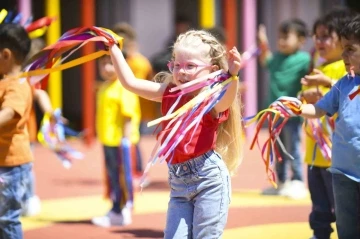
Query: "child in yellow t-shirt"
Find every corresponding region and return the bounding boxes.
[112,23,155,183]
[299,9,350,239]
[92,55,141,228]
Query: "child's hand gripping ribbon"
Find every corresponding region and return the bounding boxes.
[20,26,123,85]
[244,96,302,187]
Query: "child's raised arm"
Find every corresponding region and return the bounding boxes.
[300,104,326,118]
[257,24,272,66]
[213,47,240,113]
[109,45,168,102]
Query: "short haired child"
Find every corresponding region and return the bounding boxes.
[112,22,154,183]
[0,23,32,239]
[108,29,243,238]
[258,18,311,199]
[91,54,141,227]
[282,14,360,239]
[299,8,353,239]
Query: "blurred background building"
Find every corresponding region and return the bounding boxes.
[0,0,359,143]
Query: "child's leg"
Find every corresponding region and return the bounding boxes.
[25,165,35,200]
[0,163,32,239]
[164,171,194,239]
[119,140,134,206]
[192,154,230,238]
[278,120,303,182]
[135,143,143,173]
[308,166,335,239]
[276,121,301,183]
[103,146,122,213]
[332,173,360,238]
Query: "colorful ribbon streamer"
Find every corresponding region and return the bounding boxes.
[138,71,236,188]
[18,26,123,85]
[244,97,303,187]
[38,109,84,168]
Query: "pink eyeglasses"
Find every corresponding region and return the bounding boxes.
[167,61,212,74]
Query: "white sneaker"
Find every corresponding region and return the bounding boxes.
[261,181,291,196]
[62,160,72,169]
[285,180,308,199]
[121,207,132,225]
[22,195,41,217]
[91,211,124,227]
[309,236,318,239]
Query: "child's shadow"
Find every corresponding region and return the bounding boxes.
[32,218,93,225]
[112,228,164,238]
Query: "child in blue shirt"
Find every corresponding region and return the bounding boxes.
[281,14,360,239]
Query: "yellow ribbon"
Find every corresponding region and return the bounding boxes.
[99,27,124,49]
[0,9,7,24]
[244,108,279,127]
[20,50,108,79]
[29,26,49,39]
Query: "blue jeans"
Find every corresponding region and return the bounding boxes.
[332,173,360,239]
[0,163,32,239]
[164,150,231,239]
[276,120,303,183]
[308,166,335,239]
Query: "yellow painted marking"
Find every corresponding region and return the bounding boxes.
[231,190,311,207]
[22,190,311,232]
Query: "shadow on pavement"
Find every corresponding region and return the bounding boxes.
[112,228,164,238]
[52,178,102,187]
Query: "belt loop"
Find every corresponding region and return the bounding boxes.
[176,166,181,176]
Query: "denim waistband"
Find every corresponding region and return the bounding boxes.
[168,150,218,176]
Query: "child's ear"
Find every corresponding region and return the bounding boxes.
[2,48,12,60]
[211,64,219,72]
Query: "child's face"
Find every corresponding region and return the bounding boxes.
[313,25,342,62]
[171,47,214,86]
[98,56,117,81]
[277,30,304,54]
[341,36,360,74]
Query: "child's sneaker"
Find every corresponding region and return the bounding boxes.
[261,181,291,196]
[22,195,41,217]
[91,211,123,227]
[62,159,72,169]
[285,180,308,199]
[121,206,132,225]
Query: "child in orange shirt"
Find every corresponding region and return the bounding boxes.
[0,23,33,239]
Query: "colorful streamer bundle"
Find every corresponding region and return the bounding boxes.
[140,71,236,183]
[19,26,123,85]
[38,109,84,169]
[0,9,56,39]
[244,96,303,187]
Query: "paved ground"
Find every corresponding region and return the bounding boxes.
[21,130,338,239]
